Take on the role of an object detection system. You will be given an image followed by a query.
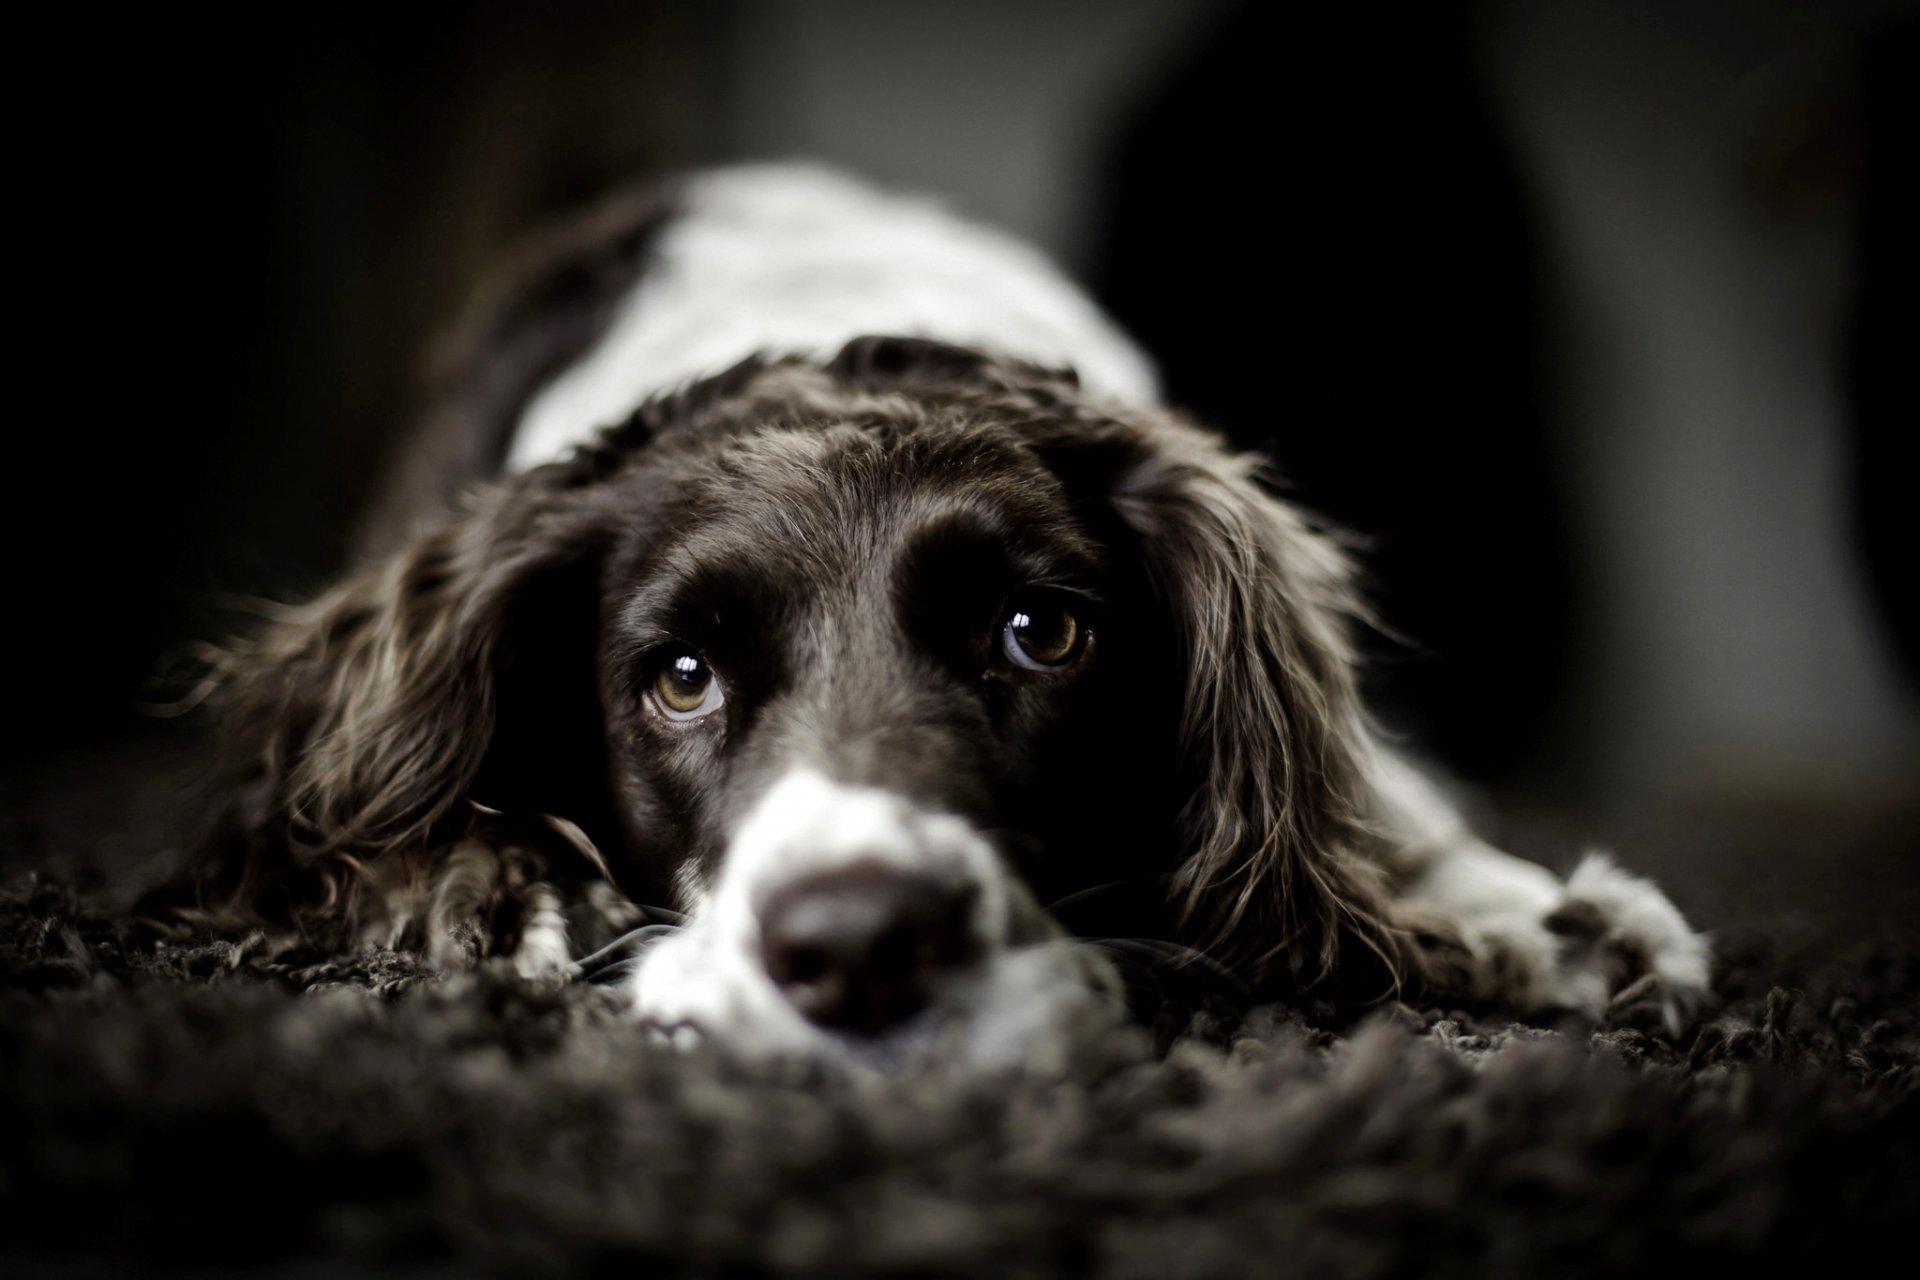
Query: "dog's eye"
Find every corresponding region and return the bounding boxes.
[651,650,725,721]
[1001,599,1086,671]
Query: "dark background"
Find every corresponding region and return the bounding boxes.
[5,1,1915,871]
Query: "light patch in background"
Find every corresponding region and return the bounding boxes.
[722,0,1231,273]
[1481,0,1918,798]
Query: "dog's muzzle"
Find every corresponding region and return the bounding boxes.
[616,771,1122,1068]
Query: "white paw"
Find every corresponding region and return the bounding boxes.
[508,883,573,979]
[644,1020,707,1052]
[1408,844,1711,1034]
[1545,853,1711,1036]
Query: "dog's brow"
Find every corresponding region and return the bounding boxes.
[902,505,1104,597]
[616,550,790,654]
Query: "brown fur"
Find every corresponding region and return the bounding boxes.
[178,343,1439,1004]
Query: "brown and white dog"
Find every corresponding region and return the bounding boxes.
[188,165,1708,1069]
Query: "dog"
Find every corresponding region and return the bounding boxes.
[184,165,1709,1068]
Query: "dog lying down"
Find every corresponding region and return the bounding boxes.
[180,165,1708,1070]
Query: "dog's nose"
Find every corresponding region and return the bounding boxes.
[758,862,978,1035]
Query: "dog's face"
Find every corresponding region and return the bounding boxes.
[211,342,1417,1068]
[599,401,1173,899]
[584,397,1185,1064]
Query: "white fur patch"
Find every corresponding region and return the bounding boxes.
[1404,840,1594,1012]
[508,164,1159,471]
[1371,749,1709,1031]
[510,881,572,979]
[1564,851,1712,1002]
[624,770,1119,1069]
[1403,840,1711,1033]
[722,771,1013,943]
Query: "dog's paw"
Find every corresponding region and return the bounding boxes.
[1543,853,1711,1036]
[1413,844,1711,1036]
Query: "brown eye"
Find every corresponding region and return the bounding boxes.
[1002,600,1086,671]
[652,650,724,721]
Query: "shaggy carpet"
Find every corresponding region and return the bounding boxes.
[2,783,1916,1278]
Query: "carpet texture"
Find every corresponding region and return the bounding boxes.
[3,807,1917,1280]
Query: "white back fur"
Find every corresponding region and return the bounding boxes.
[508,164,1160,471]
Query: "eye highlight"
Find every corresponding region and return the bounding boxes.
[1001,598,1088,671]
[650,649,725,721]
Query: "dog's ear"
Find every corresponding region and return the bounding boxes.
[190,468,624,929]
[1069,418,1419,999]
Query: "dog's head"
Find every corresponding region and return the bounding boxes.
[200,338,1415,1066]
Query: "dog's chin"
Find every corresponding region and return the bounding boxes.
[626,932,1126,1074]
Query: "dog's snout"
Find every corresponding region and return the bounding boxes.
[759,862,979,1036]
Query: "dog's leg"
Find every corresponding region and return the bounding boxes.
[508,880,574,978]
[354,838,600,977]
[1368,753,1710,1033]
[426,839,504,971]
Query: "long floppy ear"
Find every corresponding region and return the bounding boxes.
[1106,419,1422,1000]
[185,467,622,934]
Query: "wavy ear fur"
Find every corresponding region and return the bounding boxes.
[800,340,1427,1000]
[1108,421,1421,1000]
[186,469,621,934]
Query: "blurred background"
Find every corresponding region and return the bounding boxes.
[5,1,1915,909]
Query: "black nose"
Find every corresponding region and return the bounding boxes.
[759,862,979,1036]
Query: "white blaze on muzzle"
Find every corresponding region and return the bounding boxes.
[728,770,1012,940]
[623,770,1120,1069]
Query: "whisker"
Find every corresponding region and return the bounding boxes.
[584,957,652,987]
[571,919,683,978]
[1082,936,1251,1000]
[538,812,616,883]
[1045,874,1177,914]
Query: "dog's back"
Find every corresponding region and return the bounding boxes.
[513,165,1157,468]
[367,165,1156,549]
